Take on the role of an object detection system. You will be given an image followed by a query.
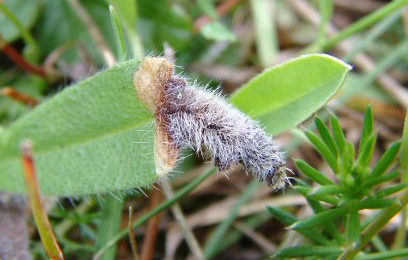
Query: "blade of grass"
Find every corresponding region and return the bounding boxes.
[22,141,64,260]
[204,179,260,259]
[109,0,144,59]
[0,2,40,59]
[250,0,278,67]
[340,36,408,104]
[95,195,124,260]
[343,10,403,62]
[109,5,127,61]
[308,0,333,52]
[322,0,408,50]
[93,167,216,260]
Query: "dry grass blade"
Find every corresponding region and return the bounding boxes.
[161,179,205,260]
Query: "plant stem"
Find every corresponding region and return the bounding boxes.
[93,167,215,260]
[161,179,205,260]
[323,0,408,50]
[22,141,64,260]
[338,188,408,260]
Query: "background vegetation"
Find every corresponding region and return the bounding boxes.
[0,0,408,259]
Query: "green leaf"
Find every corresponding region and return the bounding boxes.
[295,186,339,205]
[305,131,339,173]
[230,54,352,135]
[344,141,355,172]
[109,0,144,59]
[296,159,336,186]
[377,183,408,198]
[95,195,124,260]
[290,207,348,229]
[0,60,157,196]
[357,198,396,210]
[315,117,338,158]
[267,206,332,245]
[109,5,127,61]
[347,210,361,244]
[372,141,401,177]
[356,133,377,172]
[0,0,40,42]
[274,246,342,258]
[201,22,237,42]
[362,172,400,189]
[266,206,296,225]
[330,113,346,154]
[295,181,344,243]
[360,105,374,153]
[310,185,344,196]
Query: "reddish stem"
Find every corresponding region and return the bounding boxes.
[0,87,40,107]
[2,43,47,78]
[22,141,64,260]
[140,190,164,260]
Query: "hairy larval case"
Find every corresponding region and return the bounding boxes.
[135,57,288,189]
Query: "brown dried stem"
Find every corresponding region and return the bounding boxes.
[0,35,47,78]
[161,179,205,260]
[0,87,39,107]
[129,206,141,260]
[140,189,163,260]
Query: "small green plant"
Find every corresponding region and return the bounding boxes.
[268,106,408,259]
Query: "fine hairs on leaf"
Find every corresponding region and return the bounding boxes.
[134,57,288,189]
